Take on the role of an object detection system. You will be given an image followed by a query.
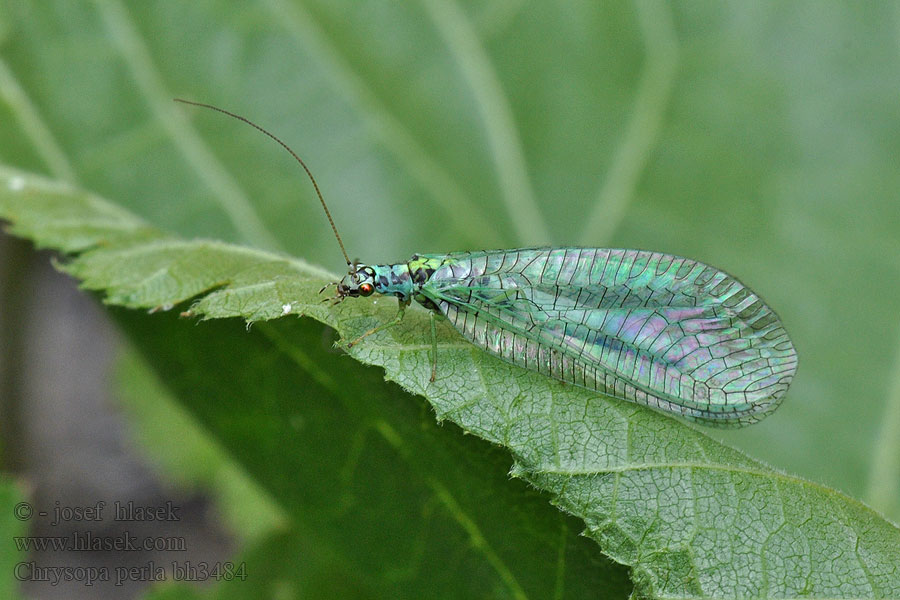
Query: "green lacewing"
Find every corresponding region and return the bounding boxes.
[176,100,798,427]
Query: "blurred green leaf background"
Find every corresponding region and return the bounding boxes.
[2,0,900,597]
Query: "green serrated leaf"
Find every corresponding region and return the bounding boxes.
[114,301,629,599]
[3,167,899,598]
[2,165,631,598]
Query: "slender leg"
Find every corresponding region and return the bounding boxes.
[347,300,408,348]
[429,311,438,382]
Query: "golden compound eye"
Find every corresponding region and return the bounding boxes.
[359,282,374,296]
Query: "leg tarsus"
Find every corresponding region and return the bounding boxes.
[347,301,407,348]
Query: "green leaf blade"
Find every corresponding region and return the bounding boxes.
[3,168,899,598]
[65,239,328,315]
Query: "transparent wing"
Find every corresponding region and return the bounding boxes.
[422,248,797,425]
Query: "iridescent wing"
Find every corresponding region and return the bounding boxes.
[420,248,797,426]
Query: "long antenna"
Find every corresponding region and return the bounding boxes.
[173,98,352,268]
